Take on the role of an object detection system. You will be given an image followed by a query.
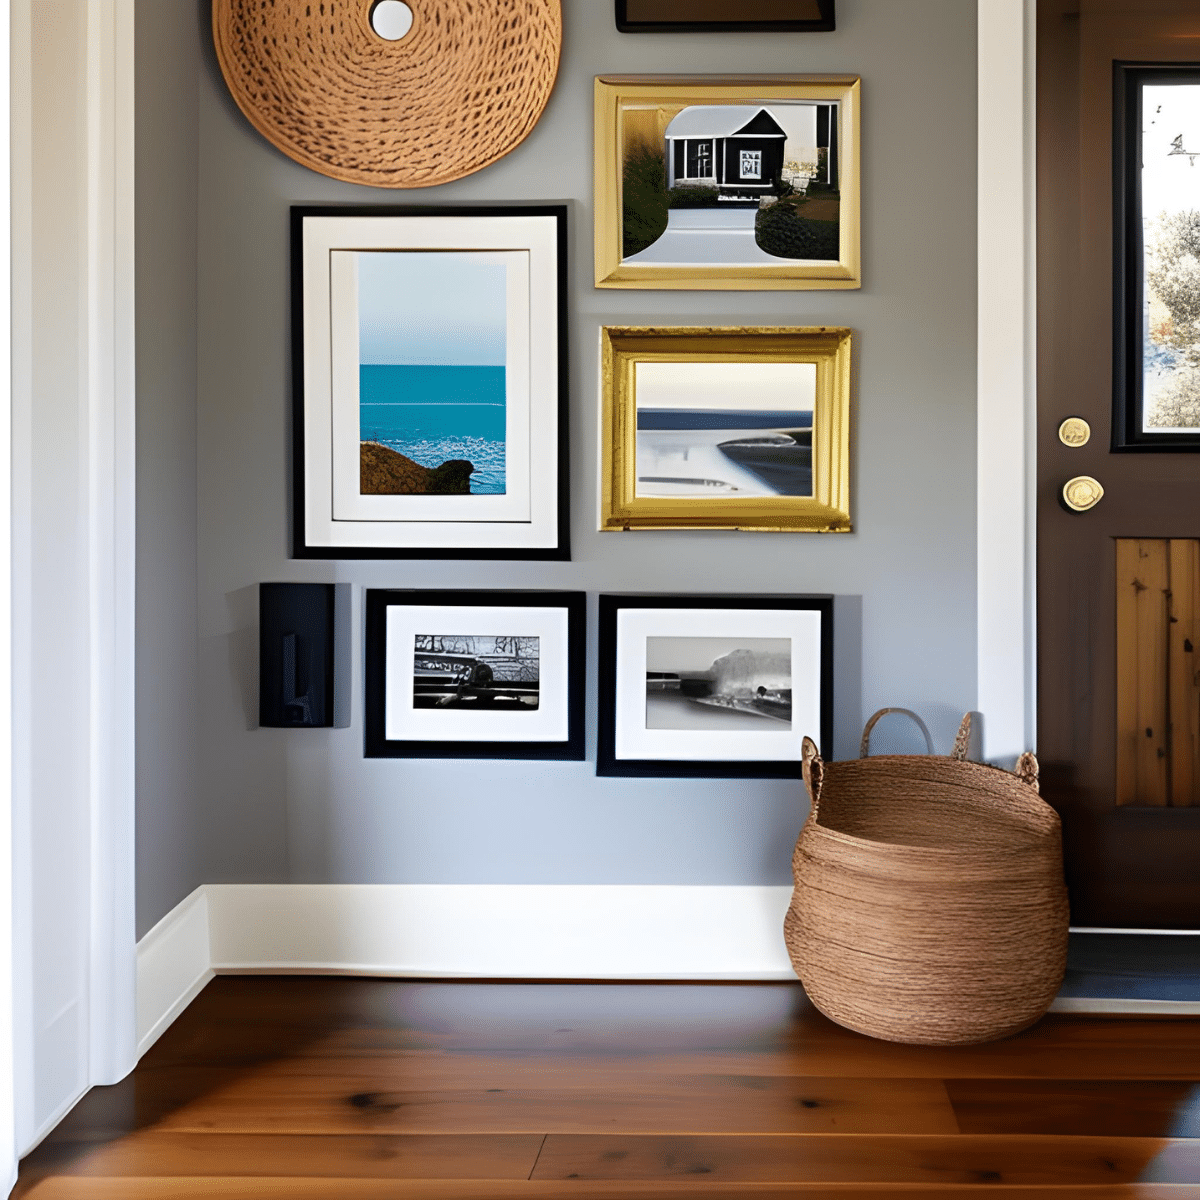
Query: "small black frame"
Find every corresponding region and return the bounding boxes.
[290,204,572,557]
[1113,63,1200,451]
[615,0,834,34]
[596,593,833,779]
[364,589,586,760]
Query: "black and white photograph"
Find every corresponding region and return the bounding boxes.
[646,637,792,729]
[597,594,832,778]
[413,634,540,711]
[364,590,585,759]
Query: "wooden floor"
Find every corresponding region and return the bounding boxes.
[14,978,1200,1198]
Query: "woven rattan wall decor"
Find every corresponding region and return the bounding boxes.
[212,0,562,188]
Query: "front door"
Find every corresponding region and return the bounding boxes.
[1038,0,1200,928]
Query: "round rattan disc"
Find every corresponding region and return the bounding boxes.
[212,0,562,188]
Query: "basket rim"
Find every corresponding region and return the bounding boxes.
[800,818,1060,860]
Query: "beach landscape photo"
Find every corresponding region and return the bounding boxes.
[634,360,815,498]
[412,634,539,711]
[356,251,508,495]
[1141,82,1200,430]
[645,636,792,731]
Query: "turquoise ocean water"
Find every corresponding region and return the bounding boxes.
[359,364,506,494]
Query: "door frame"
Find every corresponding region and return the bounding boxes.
[977,0,1038,768]
[9,0,138,1164]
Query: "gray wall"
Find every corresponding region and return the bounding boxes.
[139,0,978,933]
[135,0,204,937]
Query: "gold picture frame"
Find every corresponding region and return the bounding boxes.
[600,326,852,533]
[594,75,861,290]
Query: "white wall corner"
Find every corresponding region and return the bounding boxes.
[135,887,214,1058]
[976,0,1037,765]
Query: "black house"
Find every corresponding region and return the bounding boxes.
[665,106,788,200]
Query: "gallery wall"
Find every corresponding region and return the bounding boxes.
[136,0,978,938]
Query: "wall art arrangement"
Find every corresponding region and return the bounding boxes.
[253,23,862,764]
[600,326,852,532]
[615,0,835,34]
[594,74,860,290]
[213,0,562,188]
[597,594,833,777]
[364,590,586,760]
[1114,64,1200,450]
[291,206,569,559]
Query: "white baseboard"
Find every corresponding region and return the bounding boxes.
[135,887,214,1057]
[205,884,798,979]
[134,883,1200,1065]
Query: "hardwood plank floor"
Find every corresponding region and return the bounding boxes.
[15,1182,1200,1199]
[14,978,1200,1198]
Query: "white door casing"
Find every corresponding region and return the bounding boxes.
[976,0,1038,765]
[10,0,137,1159]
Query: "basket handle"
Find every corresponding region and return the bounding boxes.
[859,708,934,758]
[801,736,823,817]
[952,713,1042,790]
[1015,750,1040,793]
[951,712,974,761]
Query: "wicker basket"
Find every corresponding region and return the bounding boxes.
[784,710,1069,1046]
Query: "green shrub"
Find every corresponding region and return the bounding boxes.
[622,143,669,258]
[667,185,722,209]
[755,205,840,261]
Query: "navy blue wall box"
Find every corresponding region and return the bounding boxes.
[259,582,336,727]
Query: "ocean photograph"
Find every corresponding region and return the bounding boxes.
[634,361,815,498]
[645,636,792,731]
[356,252,508,495]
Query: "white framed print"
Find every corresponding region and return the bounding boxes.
[292,206,569,559]
[597,594,833,777]
[364,590,586,759]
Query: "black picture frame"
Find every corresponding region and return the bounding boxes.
[596,594,833,778]
[364,589,586,760]
[290,204,571,556]
[1113,63,1200,451]
[615,0,834,34]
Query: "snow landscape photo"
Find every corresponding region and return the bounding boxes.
[1140,82,1200,431]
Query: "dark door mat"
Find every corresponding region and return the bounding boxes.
[1061,932,1200,1001]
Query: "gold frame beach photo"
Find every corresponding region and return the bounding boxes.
[600,325,852,532]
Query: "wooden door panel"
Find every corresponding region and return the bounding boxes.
[1037,0,1200,927]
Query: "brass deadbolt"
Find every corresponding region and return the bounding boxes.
[1058,417,1091,447]
[1062,475,1104,511]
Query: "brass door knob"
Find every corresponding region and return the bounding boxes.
[1062,475,1103,511]
[1058,417,1091,447]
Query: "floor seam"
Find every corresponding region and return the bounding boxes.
[527,1133,548,1180]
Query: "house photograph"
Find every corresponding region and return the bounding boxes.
[623,100,842,265]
